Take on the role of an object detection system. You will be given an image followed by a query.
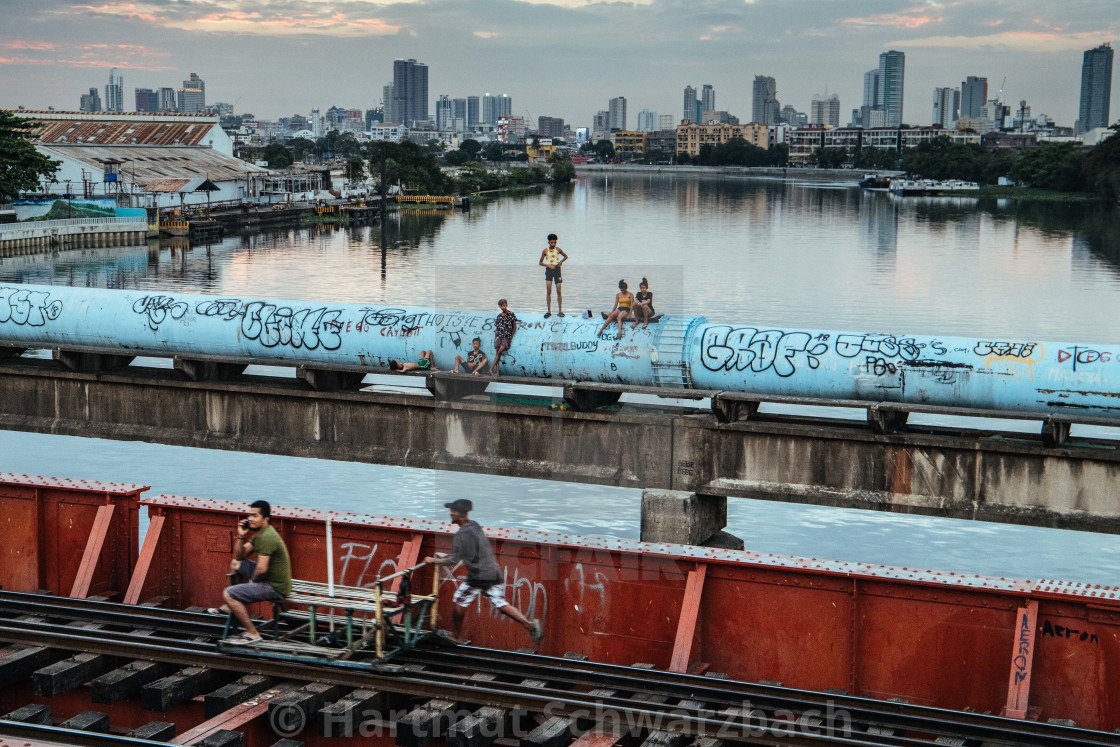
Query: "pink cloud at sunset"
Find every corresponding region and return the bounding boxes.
[842,10,942,30]
[899,29,1116,52]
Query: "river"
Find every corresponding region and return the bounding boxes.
[2,172,1119,584]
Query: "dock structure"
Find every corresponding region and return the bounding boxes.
[0,217,149,256]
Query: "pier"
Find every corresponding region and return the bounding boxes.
[0,217,149,256]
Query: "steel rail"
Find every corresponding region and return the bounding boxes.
[0,619,1114,747]
[0,592,225,638]
[0,720,170,747]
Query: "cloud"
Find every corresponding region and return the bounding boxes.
[64,0,406,36]
[473,31,500,38]
[842,10,942,30]
[3,41,59,51]
[897,29,1116,52]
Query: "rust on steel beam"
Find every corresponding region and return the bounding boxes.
[1003,599,1039,719]
[169,683,299,744]
[68,504,115,599]
[668,565,707,674]
[124,515,165,605]
[390,534,424,595]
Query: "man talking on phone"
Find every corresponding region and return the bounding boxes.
[207,499,291,645]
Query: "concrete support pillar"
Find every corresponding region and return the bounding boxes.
[640,489,741,548]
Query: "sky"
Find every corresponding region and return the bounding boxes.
[1,0,1117,129]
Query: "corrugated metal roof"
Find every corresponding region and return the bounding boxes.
[32,118,221,147]
[144,177,220,193]
[38,144,269,183]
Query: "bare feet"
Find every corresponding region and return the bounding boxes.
[450,368,459,374]
[471,370,480,376]
[642,323,648,329]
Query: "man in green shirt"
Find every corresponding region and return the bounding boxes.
[211,499,291,644]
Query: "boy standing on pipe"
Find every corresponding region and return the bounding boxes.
[538,233,567,318]
[425,499,543,646]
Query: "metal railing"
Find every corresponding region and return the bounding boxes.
[0,216,147,234]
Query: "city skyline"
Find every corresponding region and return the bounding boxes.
[2,1,1118,129]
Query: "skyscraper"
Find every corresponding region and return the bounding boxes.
[482,94,496,126]
[392,58,428,127]
[79,88,102,112]
[467,96,480,129]
[1078,43,1114,134]
[436,95,454,130]
[382,83,395,120]
[657,114,675,131]
[960,76,987,119]
[863,69,880,108]
[877,50,905,126]
[497,94,512,119]
[683,85,697,124]
[453,98,467,123]
[932,87,960,128]
[752,76,780,125]
[135,88,159,113]
[105,68,123,112]
[700,84,715,114]
[637,109,658,131]
[183,73,205,109]
[608,97,627,130]
[810,94,840,126]
[159,87,175,112]
[176,87,204,114]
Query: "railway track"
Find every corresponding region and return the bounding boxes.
[0,591,1114,747]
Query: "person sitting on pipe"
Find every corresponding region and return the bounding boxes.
[208,500,291,645]
[597,279,634,340]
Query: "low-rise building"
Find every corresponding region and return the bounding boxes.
[675,122,767,156]
[612,130,648,159]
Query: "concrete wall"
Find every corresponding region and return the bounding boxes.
[1,359,1119,533]
[0,218,148,255]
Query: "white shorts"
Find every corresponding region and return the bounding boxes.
[452,581,508,608]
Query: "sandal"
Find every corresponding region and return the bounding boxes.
[225,634,262,646]
[206,607,226,615]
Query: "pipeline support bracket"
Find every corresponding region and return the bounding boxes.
[296,366,367,392]
[711,393,760,423]
[54,348,135,373]
[426,374,489,401]
[173,357,247,382]
[1041,419,1071,448]
[868,404,909,435]
[563,385,621,412]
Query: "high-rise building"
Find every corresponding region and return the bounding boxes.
[863,69,880,108]
[700,84,715,114]
[392,58,428,127]
[183,73,205,109]
[134,88,159,113]
[159,87,175,112]
[538,116,565,138]
[381,83,395,120]
[310,108,322,137]
[592,110,610,133]
[637,109,658,131]
[497,94,512,119]
[452,98,467,124]
[877,50,905,126]
[467,96,480,129]
[932,87,960,128]
[658,114,674,130]
[780,105,807,127]
[810,94,840,126]
[79,87,102,112]
[176,88,204,114]
[105,68,123,112]
[683,85,697,123]
[960,76,987,119]
[608,97,627,130]
[436,95,454,130]
[752,76,780,125]
[327,106,348,129]
[1078,43,1114,134]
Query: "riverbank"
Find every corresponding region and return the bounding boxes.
[978,186,1107,202]
[573,163,901,180]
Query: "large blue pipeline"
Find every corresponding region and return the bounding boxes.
[0,283,1117,418]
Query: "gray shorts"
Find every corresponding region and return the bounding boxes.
[224,560,284,604]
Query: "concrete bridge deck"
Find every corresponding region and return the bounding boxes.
[0,355,1118,535]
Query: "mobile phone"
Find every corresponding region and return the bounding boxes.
[239,519,250,530]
